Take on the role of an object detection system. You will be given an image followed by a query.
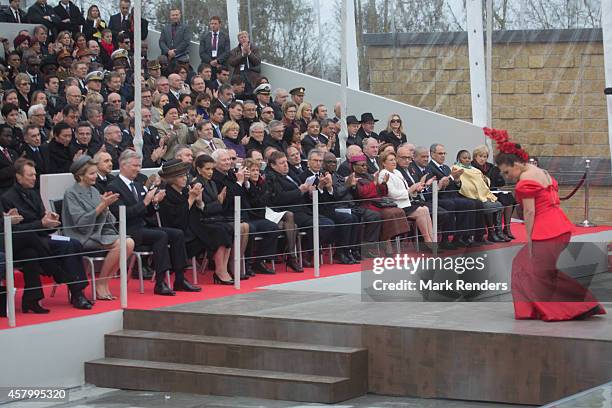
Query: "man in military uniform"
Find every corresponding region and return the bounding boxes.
[145,59,161,90]
[290,87,305,106]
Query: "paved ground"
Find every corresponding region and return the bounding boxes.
[1,386,535,408]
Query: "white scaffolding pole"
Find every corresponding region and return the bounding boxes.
[339,0,348,160]
[346,0,360,90]
[226,0,240,49]
[133,0,143,156]
[466,0,488,128]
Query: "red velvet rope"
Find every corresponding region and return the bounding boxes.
[560,172,587,201]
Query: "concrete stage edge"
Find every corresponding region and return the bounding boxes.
[123,290,612,406]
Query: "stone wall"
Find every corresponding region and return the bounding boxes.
[364,29,610,224]
[364,29,608,158]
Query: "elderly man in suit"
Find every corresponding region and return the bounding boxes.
[0,0,26,23]
[159,7,191,61]
[21,124,49,188]
[191,120,226,157]
[93,151,115,194]
[199,16,230,80]
[107,150,200,295]
[227,31,261,93]
[153,103,196,161]
[53,0,85,35]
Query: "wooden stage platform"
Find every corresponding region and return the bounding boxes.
[85,290,612,405]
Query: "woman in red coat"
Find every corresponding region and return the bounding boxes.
[489,128,605,321]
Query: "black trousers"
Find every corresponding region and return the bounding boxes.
[47,237,88,295]
[247,218,279,260]
[353,207,382,246]
[440,196,478,239]
[132,227,188,284]
[422,201,453,240]
[326,209,358,248]
[293,211,335,252]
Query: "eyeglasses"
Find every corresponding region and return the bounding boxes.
[390,119,401,123]
[230,157,237,161]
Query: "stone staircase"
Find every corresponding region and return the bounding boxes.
[85,309,368,403]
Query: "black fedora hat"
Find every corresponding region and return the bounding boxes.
[346,115,360,125]
[158,159,191,178]
[360,112,379,123]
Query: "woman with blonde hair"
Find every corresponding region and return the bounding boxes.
[471,144,516,240]
[152,93,169,122]
[221,120,246,158]
[83,5,107,41]
[296,102,313,134]
[378,113,407,149]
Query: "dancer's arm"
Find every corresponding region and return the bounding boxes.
[522,197,535,254]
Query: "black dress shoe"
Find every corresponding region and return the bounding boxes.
[351,250,362,262]
[488,233,506,243]
[174,280,202,292]
[71,294,93,310]
[253,261,275,275]
[286,257,304,272]
[335,251,353,265]
[302,257,313,268]
[213,274,234,285]
[22,299,50,314]
[154,281,176,296]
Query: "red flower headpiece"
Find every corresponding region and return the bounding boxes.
[483,127,529,162]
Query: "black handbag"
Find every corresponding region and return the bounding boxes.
[372,197,398,208]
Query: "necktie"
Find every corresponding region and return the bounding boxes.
[171,24,176,39]
[15,10,20,23]
[215,126,221,139]
[209,140,216,151]
[212,32,218,50]
[65,4,69,13]
[2,149,11,162]
[129,182,139,201]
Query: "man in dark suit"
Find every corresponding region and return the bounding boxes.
[426,143,482,247]
[2,158,92,309]
[26,0,59,35]
[53,0,85,35]
[301,119,324,156]
[286,146,306,181]
[1,0,26,23]
[108,0,131,43]
[356,112,379,143]
[362,137,380,175]
[265,151,335,267]
[159,8,191,61]
[21,125,50,187]
[93,151,115,194]
[107,149,200,295]
[198,16,230,80]
[297,150,352,264]
[0,125,18,195]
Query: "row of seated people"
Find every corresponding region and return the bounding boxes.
[0,130,517,316]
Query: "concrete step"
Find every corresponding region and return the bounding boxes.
[85,357,366,403]
[105,330,367,378]
[123,309,363,347]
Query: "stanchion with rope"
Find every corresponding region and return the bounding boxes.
[576,159,596,227]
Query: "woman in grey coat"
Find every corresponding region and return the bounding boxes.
[62,156,135,300]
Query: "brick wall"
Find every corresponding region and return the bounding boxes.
[364,30,610,224]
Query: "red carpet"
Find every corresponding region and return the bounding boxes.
[2,223,610,330]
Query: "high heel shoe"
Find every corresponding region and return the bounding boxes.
[285,256,303,272]
[22,300,50,314]
[213,273,234,285]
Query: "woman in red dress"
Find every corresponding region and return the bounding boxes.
[490,129,606,321]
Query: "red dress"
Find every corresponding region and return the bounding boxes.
[512,178,606,321]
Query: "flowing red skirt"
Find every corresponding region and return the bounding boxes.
[511,232,606,321]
